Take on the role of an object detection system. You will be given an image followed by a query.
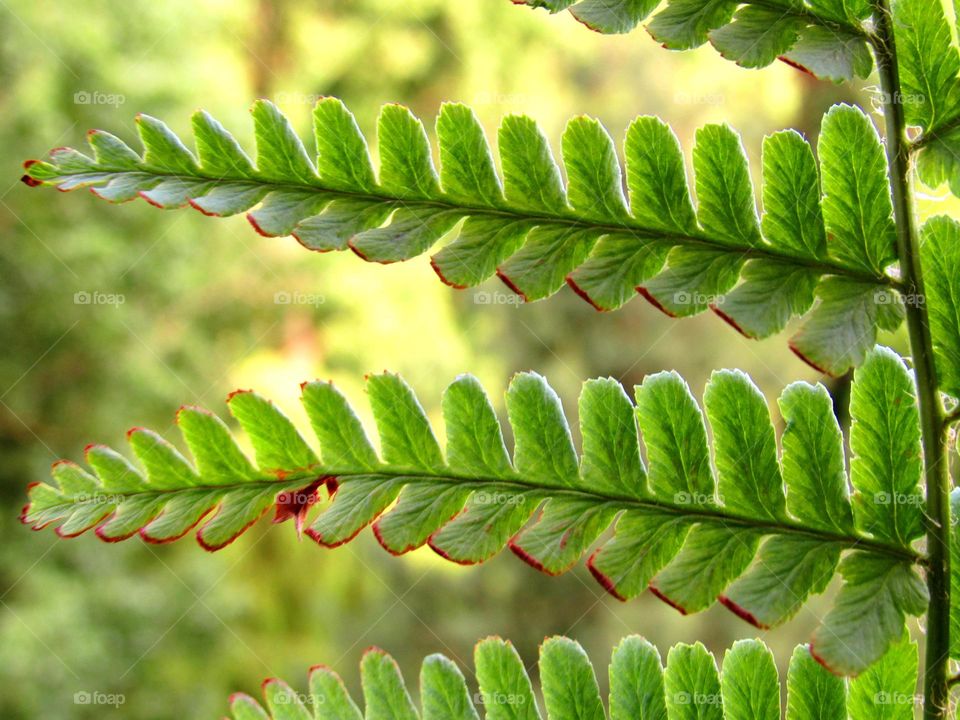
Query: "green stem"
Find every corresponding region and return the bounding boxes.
[870,4,951,718]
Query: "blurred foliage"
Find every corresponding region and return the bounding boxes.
[0,0,943,717]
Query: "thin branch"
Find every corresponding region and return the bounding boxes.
[869,3,952,717]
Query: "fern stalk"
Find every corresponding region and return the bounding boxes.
[871,2,951,716]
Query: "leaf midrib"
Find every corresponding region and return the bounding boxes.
[44,165,898,287]
[45,464,923,564]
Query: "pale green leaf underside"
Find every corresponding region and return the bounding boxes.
[25,98,904,376]
[23,347,925,674]
[228,635,918,719]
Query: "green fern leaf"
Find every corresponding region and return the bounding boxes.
[785,644,846,719]
[893,0,960,132]
[511,0,873,80]
[900,0,960,199]
[21,346,926,674]
[225,635,919,719]
[24,100,907,375]
[920,216,960,398]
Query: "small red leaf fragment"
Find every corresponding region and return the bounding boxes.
[273,477,331,537]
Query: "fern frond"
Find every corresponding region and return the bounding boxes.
[512,0,874,81]
[226,634,918,719]
[23,100,906,376]
[21,346,926,673]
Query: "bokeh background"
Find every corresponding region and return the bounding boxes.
[0,0,947,717]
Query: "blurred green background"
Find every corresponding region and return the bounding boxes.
[0,0,947,717]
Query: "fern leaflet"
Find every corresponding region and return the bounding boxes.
[23,100,910,375]
[513,0,875,82]
[21,345,926,673]
[227,634,919,719]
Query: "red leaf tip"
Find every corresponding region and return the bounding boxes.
[508,539,558,576]
[787,340,834,376]
[188,198,220,217]
[565,275,606,311]
[718,595,769,629]
[138,190,165,209]
[246,213,274,237]
[430,256,467,289]
[495,269,529,302]
[777,55,815,77]
[648,584,688,614]
[125,426,146,440]
[710,304,753,338]
[636,287,678,318]
[585,551,627,602]
[807,643,846,677]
